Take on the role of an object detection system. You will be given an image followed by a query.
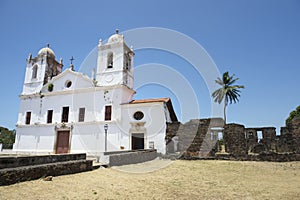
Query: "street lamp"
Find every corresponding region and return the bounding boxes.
[104,124,108,152]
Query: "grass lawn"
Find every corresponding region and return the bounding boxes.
[0,160,299,199]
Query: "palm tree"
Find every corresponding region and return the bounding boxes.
[212,71,244,125]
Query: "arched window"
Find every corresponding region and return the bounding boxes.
[32,65,38,79]
[107,52,113,68]
[124,53,131,70]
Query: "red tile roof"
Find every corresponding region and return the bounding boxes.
[126,97,178,122]
[129,98,170,104]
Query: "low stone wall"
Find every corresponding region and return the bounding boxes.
[0,160,93,186]
[180,152,300,162]
[0,153,86,169]
[103,150,148,155]
[108,149,157,166]
[217,152,300,162]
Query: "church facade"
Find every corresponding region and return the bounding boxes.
[13,31,178,156]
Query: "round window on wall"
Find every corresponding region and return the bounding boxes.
[133,111,144,120]
[65,80,72,88]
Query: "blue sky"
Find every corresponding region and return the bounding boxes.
[0,0,299,133]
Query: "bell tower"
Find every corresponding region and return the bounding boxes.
[22,45,63,95]
[96,29,134,89]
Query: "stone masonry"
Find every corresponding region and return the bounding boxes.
[245,128,258,152]
[166,118,223,157]
[167,116,300,158]
[286,116,300,137]
[223,123,247,155]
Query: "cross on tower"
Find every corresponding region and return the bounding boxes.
[70,56,74,64]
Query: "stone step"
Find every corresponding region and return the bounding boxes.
[0,159,93,186]
[0,153,86,169]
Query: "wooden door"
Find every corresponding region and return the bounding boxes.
[131,133,144,150]
[56,131,70,154]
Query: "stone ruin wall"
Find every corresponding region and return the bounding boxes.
[223,124,247,155]
[224,124,299,155]
[166,118,224,157]
[166,116,300,157]
[224,117,300,155]
[286,116,300,137]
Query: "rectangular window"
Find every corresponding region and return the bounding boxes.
[79,107,85,122]
[25,112,31,125]
[32,65,38,79]
[61,107,69,123]
[105,105,112,121]
[47,110,53,124]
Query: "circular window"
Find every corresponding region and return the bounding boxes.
[65,80,72,88]
[133,111,144,120]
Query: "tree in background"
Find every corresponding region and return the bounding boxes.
[0,126,16,149]
[212,71,244,124]
[286,105,300,125]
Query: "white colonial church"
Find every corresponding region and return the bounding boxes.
[13,30,178,156]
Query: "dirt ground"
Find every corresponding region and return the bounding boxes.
[0,159,299,200]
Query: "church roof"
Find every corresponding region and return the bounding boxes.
[128,97,178,122]
[38,46,55,58]
[129,97,171,104]
[108,29,124,44]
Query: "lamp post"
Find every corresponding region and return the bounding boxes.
[104,124,108,152]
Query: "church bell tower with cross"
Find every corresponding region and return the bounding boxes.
[96,29,134,89]
[22,45,63,95]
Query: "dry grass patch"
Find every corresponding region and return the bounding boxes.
[0,160,299,199]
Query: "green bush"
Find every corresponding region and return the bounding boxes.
[0,127,15,149]
[286,105,300,125]
[48,83,54,92]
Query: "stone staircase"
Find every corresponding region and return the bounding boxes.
[166,118,223,158]
[0,153,93,186]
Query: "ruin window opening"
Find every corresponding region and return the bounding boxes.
[257,131,263,142]
[218,132,223,140]
[249,131,254,139]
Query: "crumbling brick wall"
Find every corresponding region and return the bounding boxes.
[280,127,289,135]
[166,118,223,157]
[167,116,300,157]
[166,122,181,153]
[245,128,258,152]
[260,128,277,152]
[276,133,300,153]
[223,123,247,155]
[287,116,300,137]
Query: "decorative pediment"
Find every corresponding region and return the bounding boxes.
[54,122,74,131]
[129,122,146,132]
[41,68,94,93]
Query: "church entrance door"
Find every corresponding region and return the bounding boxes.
[131,133,144,150]
[56,131,70,154]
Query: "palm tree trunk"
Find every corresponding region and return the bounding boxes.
[223,98,227,127]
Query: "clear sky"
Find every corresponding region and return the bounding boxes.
[0,0,299,133]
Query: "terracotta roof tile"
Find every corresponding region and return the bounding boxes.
[126,97,178,122]
[129,97,170,104]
